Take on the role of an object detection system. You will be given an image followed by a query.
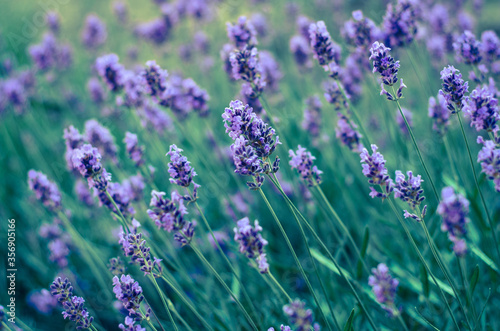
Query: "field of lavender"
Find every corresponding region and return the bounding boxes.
[1,0,500,330]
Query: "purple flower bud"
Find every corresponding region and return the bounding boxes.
[113,275,144,314]
[124,132,145,167]
[453,30,482,65]
[463,86,500,133]
[97,181,135,218]
[335,114,363,152]
[481,30,500,64]
[45,11,60,34]
[28,289,58,315]
[289,145,323,187]
[50,277,94,329]
[382,0,419,48]
[309,21,341,69]
[81,14,107,49]
[28,170,62,212]
[95,54,125,92]
[138,103,173,135]
[360,144,394,199]
[289,35,312,69]
[342,10,380,49]
[147,190,187,232]
[250,13,268,38]
[439,65,469,113]
[428,94,450,135]
[229,46,265,96]
[394,170,425,211]
[234,217,269,273]
[368,263,400,317]
[477,135,500,192]
[302,96,322,137]
[75,179,94,206]
[283,299,317,331]
[323,80,349,111]
[167,144,197,187]
[84,119,118,163]
[369,42,401,97]
[226,16,258,49]
[119,231,163,277]
[140,61,168,100]
[437,187,470,256]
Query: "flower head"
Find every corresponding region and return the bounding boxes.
[360,144,393,199]
[302,96,322,137]
[95,54,125,92]
[28,170,62,212]
[71,144,110,191]
[226,16,258,49]
[394,170,425,211]
[50,277,94,329]
[140,61,168,100]
[439,65,469,113]
[369,41,400,92]
[335,114,363,152]
[342,10,380,49]
[81,14,107,49]
[453,30,482,65]
[309,21,341,77]
[289,145,323,187]
[428,94,450,135]
[113,275,144,315]
[481,30,500,64]
[234,217,269,273]
[437,187,470,256]
[124,132,145,167]
[119,231,163,277]
[84,119,118,163]
[382,0,419,48]
[283,299,318,331]
[463,86,499,133]
[477,136,500,192]
[369,263,400,317]
[147,190,187,232]
[167,144,197,187]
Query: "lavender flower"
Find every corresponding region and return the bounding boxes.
[463,86,500,133]
[453,30,482,65]
[118,71,144,108]
[45,11,60,34]
[437,187,470,256]
[369,41,405,100]
[50,277,94,329]
[427,4,449,35]
[477,136,500,192]
[28,33,57,72]
[259,51,282,92]
[81,14,107,49]
[289,145,323,187]
[124,132,145,167]
[147,190,187,232]
[119,231,163,277]
[113,275,144,314]
[71,144,110,191]
[220,43,236,78]
[323,80,349,111]
[140,61,168,100]
[122,174,145,202]
[342,10,380,49]
[167,144,197,187]
[97,181,135,218]
[297,15,313,41]
[309,21,341,77]
[194,31,210,54]
[289,35,312,69]
[368,263,400,317]
[113,1,128,23]
[119,316,146,331]
[302,96,322,137]
[95,54,125,92]
[360,144,394,199]
[428,94,450,135]
[87,77,106,104]
[382,0,419,48]
[394,170,425,214]
[108,257,126,276]
[283,299,318,331]
[173,221,196,246]
[84,119,118,163]
[134,18,171,45]
[28,170,62,212]
[481,30,500,64]
[439,65,469,113]
[226,16,258,49]
[335,114,363,152]
[138,103,173,135]
[234,217,269,273]
[229,46,265,96]
[28,289,58,314]
[64,125,84,171]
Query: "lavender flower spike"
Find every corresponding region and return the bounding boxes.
[71,144,110,191]
[394,170,426,220]
[437,187,470,256]
[28,170,62,212]
[226,16,258,49]
[234,217,269,273]
[368,263,400,317]
[428,94,450,135]
[50,277,94,329]
[439,65,469,113]
[119,231,163,277]
[477,136,500,192]
[463,86,500,133]
[81,14,107,49]
[369,41,403,100]
[309,21,341,77]
[360,144,394,199]
[283,299,319,331]
[453,30,482,65]
[289,145,323,187]
[113,274,144,315]
[124,132,145,167]
[167,144,197,187]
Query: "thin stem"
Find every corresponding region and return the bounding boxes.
[316,186,370,274]
[456,113,500,263]
[386,198,460,330]
[442,135,460,183]
[90,325,99,331]
[151,276,178,331]
[268,271,293,303]
[104,190,131,233]
[139,306,160,331]
[397,313,410,331]
[268,177,378,331]
[392,89,440,202]
[257,187,335,331]
[189,242,259,331]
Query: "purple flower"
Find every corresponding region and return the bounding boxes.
[439,65,469,113]
[226,16,258,49]
[477,136,500,192]
[382,0,419,48]
[426,35,447,62]
[283,299,318,331]
[369,41,404,100]
[71,144,109,191]
[463,86,500,133]
[64,125,85,171]
[394,170,425,212]
[135,18,171,45]
[297,15,313,42]
[259,51,282,92]
[160,75,210,118]
[137,103,173,135]
[119,231,163,277]
[250,13,268,38]
[81,14,107,49]
[369,263,400,317]
[95,54,125,92]
[45,11,60,34]
[309,21,341,77]
[28,170,62,212]
[147,190,187,232]
[481,30,500,64]
[87,77,106,104]
[289,145,323,187]
[453,30,482,65]
[234,217,269,273]
[167,144,197,187]
[437,187,470,256]
[113,275,144,314]
[323,80,349,111]
[118,71,144,108]
[302,96,322,137]
[360,144,394,199]
[194,31,210,54]
[119,316,146,331]
[140,61,168,100]
[124,132,145,167]
[50,277,94,329]
[97,181,135,218]
[428,94,450,135]
[427,4,449,35]
[342,10,380,49]
[113,1,128,23]
[28,33,57,72]
[335,114,363,152]
[289,35,312,68]
[84,119,118,163]
[229,46,265,96]
[28,289,58,315]
[108,257,127,276]
[122,174,145,202]
[220,43,236,79]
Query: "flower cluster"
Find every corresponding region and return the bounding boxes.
[160,75,210,119]
[463,86,500,133]
[477,136,500,192]
[382,0,419,48]
[97,181,135,218]
[84,119,118,163]
[335,114,364,152]
[140,61,168,100]
[28,170,62,212]
[29,32,73,72]
[233,217,269,273]
[39,219,72,267]
[481,30,500,64]
[222,100,281,189]
[289,145,323,187]
[81,14,107,49]
[360,145,394,199]
[119,230,163,277]
[124,132,145,167]
[453,30,482,65]
[95,54,125,92]
[289,35,312,69]
[50,277,94,329]
[439,65,469,113]
[71,144,110,191]
[323,80,349,111]
[342,10,380,49]
[369,41,406,100]
[301,95,322,137]
[368,263,400,317]
[428,94,450,135]
[113,274,145,315]
[87,77,106,104]
[283,299,319,331]
[229,46,266,97]
[394,170,426,221]
[167,144,197,187]
[108,257,126,276]
[437,187,470,256]
[309,20,341,77]
[226,16,258,50]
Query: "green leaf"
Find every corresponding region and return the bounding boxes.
[470,264,479,295]
[343,308,355,331]
[471,245,499,273]
[356,227,370,279]
[420,264,430,298]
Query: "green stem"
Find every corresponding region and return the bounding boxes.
[104,190,130,233]
[397,313,410,331]
[393,89,440,202]
[268,271,293,303]
[458,256,477,323]
[268,177,378,331]
[456,113,500,263]
[151,276,178,331]
[189,242,259,331]
[257,187,335,331]
[442,135,460,183]
[140,302,163,331]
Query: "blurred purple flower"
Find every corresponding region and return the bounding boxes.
[382,0,419,48]
[369,263,400,316]
[453,30,482,65]
[360,144,394,199]
[226,16,258,49]
[289,145,323,187]
[124,132,145,167]
[283,299,318,331]
[234,217,269,273]
[335,114,363,152]
[28,170,62,212]
[342,10,380,49]
[87,77,106,104]
[477,135,500,192]
[290,35,312,69]
[428,94,450,135]
[95,54,125,92]
[302,95,322,137]
[84,119,118,163]
[167,144,197,187]
[28,289,58,314]
[437,187,470,256]
[81,14,107,49]
[463,85,499,133]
